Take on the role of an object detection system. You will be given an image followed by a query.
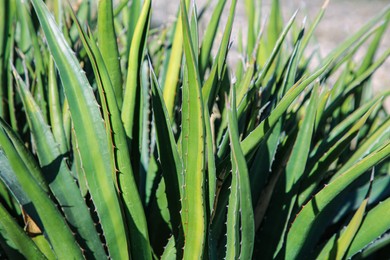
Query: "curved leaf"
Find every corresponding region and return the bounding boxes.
[29,0,129,258]
[286,142,390,259]
[227,86,255,259]
[0,202,47,259]
[0,126,83,259]
[14,70,106,258]
[98,0,123,106]
[122,0,151,141]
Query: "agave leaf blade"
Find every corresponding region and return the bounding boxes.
[0,149,30,207]
[286,142,390,259]
[29,0,129,258]
[0,126,84,259]
[16,0,48,120]
[0,117,49,193]
[336,195,368,259]
[272,84,320,252]
[203,103,217,216]
[227,86,255,259]
[255,10,298,85]
[242,60,331,157]
[300,0,329,54]
[98,0,123,106]
[199,0,227,75]
[225,157,239,259]
[0,202,47,259]
[244,0,255,56]
[299,99,383,205]
[162,13,183,119]
[202,0,237,110]
[70,8,152,258]
[0,0,12,118]
[161,235,177,260]
[316,191,369,259]
[48,58,68,153]
[150,60,183,240]
[122,0,151,141]
[356,12,390,75]
[14,70,107,258]
[337,117,390,175]
[180,0,206,257]
[347,197,390,258]
[126,0,142,53]
[267,0,283,54]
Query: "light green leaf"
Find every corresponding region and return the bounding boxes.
[29,0,129,258]
[70,8,152,258]
[98,0,123,107]
[14,68,107,259]
[180,0,206,257]
[122,0,151,141]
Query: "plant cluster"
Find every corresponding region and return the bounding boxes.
[0,0,389,259]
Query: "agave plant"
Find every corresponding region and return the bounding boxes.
[0,0,389,258]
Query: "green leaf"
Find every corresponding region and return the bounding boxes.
[162,11,183,119]
[351,231,390,258]
[300,97,383,203]
[346,197,390,258]
[356,11,390,76]
[16,0,48,121]
[225,153,239,259]
[125,0,142,54]
[14,69,106,259]
[0,0,13,118]
[244,0,255,57]
[267,0,283,57]
[202,0,237,110]
[150,60,183,241]
[300,0,329,56]
[0,149,30,207]
[261,83,320,257]
[122,0,151,141]
[98,0,123,107]
[286,83,319,193]
[0,117,49,194]
[337,117,390,175]
[241,60,331,157]
[0,202,47,259]
[161,236,177,260]
[70,8,151,258]
[48,58,68,153]
[199,0,227,75]
[227,86,255,259]
[254,10,298,86]
[0,125,83,259]
[204,99,217,217]
[180,0,206,257]
[286,142,390,259]
[29,0,129,258]
[317,184,370,260]
[335,174,373,259]
[250,120,282,210]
